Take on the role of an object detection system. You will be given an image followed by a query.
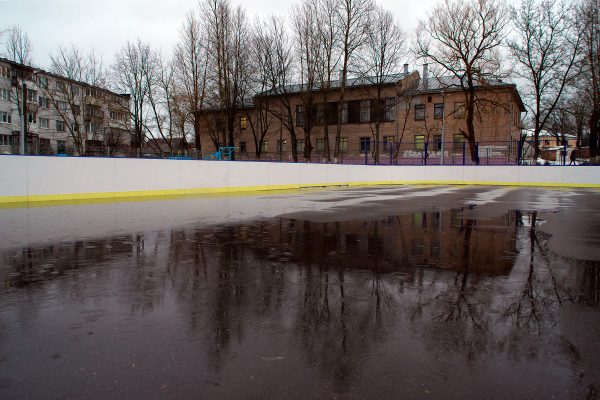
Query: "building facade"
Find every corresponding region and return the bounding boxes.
[0,57,130,156]
[197,65,525,164]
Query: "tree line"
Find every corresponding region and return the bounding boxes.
[2,0,599,163]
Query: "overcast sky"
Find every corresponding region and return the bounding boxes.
[2,0,440,70]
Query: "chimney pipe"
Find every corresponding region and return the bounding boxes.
[423,63,429,89]
[403,63,409,76]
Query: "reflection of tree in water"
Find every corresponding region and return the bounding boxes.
[1,206,599,387]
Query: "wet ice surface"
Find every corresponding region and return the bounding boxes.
[0,186,599,400]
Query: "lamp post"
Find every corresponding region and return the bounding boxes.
[440,90,446,165]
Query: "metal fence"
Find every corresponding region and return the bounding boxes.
[235,140,525,166]
[3,138,587,166]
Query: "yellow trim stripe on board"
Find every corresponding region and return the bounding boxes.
[0,180,599,206]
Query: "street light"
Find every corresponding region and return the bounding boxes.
[14,66,40,155]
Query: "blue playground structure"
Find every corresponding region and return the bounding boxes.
[203,147,238,161]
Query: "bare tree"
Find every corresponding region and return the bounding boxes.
[415,0,510,164]
[360,7,407,164]
[201,0,251,159]
[4,25,33,65]
[333,0,373,158]
[293,0,322,162]
[508,0,581,161]
[579,0,600,163]
[255,16,300,162]
[314,0,342,162]
[247,18,280,160]
[112,40,156,156]
[43,45,107,155]
[174,12,209,157]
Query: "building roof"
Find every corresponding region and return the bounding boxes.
[0,57,130,99]
[256,72,411,97]
[255,70,526,112]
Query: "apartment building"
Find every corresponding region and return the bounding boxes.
[0,57,130,156]
[197,64,525,163]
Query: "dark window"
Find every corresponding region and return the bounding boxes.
[277,139,286,153]
[433,134,442,150]
[215,118,224,133]
[360,137,371,152]
[414,104,425,121]
[239,141,247,153]
[347,100,361,124]
[56,140,66,154]
[296,139,305,153]
[434,103,444,119]
[296,105,305,127]
[427,96,432,103]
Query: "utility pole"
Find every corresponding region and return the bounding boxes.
[20,78,26,155]
[440,90,445,165]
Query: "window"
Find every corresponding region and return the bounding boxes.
[0,134,12,145]
[0,88,10,101]
[316,138,325,152]
[277,139,286,153]
[260,140,268,152]
[215,118,224,133]
[0,111,11,123]
[383,136,395,151]
[38,76,48,89]
[341,102,348,124]
[39,118,50,129]
[56,140,66,154]
[85,87,97,97]
[57,101,67,112]
[71,85,79,96]
[315,103,325,125]
[453,134,464,150]
[415,135,425,150]
[434,103,444,119]
[56,120,65,132]
[27,89,37,102]
[454,102,465,118]
[360,137,371,152]
[296,139,305,153]
[239,141,247,153]
[360,100,370,123]
[39,97,49,109]
[296,105,305,127]
[385,98,395,122]
[28,112,36,124]
[240,116,247,130]
[433,134,442,150]
[0,65,10,79]
[337,137,348,152]
[414,104,425,121]
[86,121,100,133]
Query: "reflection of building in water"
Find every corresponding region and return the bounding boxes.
[259,208,518,276]
[0,236,134,287]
